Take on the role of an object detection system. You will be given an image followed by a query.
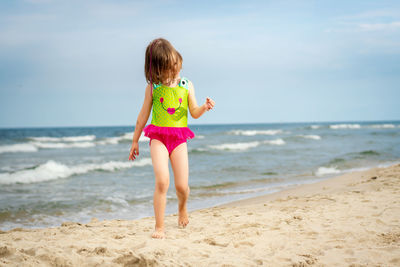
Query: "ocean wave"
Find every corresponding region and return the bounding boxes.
[328,158,345,164]
[263,139,286,145]
[297,134,321,140]
[310,125,320,129]
[0,141,95,153]
[119,132,150,142]
[189,147,209,153]
[105,196,130,207]
[329,124,361,129]
[192,177,283,193]
[369,124,396,129]
[315,160,400,178]
[192,181,237,190]
[0,158,152,185]
[359,150,380,156]
[208,139,285,151]
[1,132,150,154]
[228,129,283,136]
[97,132,149,145]
[195,135,205,139]
[28,135,96,142]
[30,141,95,149]
[324,123,398,130]
[0,143,39,154]
[315,166,341,177]
[209,141,260,151]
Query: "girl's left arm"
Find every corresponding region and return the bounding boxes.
[188,81,215,119]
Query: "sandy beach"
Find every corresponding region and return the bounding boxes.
[1,163,399,266]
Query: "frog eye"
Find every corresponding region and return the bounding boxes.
[179,98,182,103]
[180,80,186,86]
[160,97,164,103]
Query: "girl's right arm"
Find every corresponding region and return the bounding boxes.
[129,84,152,161]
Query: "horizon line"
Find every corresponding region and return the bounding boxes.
[0,118,399,130]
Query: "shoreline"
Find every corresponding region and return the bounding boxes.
[221,163,391,208]
[0,161,392,232]
[1,163,399,266]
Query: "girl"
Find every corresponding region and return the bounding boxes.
[128,38,215,239]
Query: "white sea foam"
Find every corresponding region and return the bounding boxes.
[0,158,152,185]
[96,137,120,145]
[0,141,95,153]
[122,132,149,142]
[1,132,150,154]
[209,141,260,151]
[329,124,361,129]
[29,135,96,142]
[310,125,320,129]
[315,166,341,177]
[195,135,205,139]
[316,161,400,178]
[263,138,286,145]
[297,135,321,140]
[30,141,95,149]
[209,138,285,151]
[369,124,396,129]
[0,143,39,154]
[377,161,400,168]
[228,129,283,136]
[342,166,370,173]
[98,132,149,145]
[105,196,130,207]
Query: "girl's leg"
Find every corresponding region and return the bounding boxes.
[170,142,190,227]
[150,139,170,238]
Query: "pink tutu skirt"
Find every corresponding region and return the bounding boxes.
[143,124,195,140]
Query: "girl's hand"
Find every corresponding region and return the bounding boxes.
[129,142,139,161]
[205,97,215,111]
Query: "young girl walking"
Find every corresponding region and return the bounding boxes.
[128,38,215,239]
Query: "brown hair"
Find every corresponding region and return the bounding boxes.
[144,38,182,85]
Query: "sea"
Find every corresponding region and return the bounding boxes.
[0,121,399,231]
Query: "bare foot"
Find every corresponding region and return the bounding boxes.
[151,227,165,239]
[178,207,189,228]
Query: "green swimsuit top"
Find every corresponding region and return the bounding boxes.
[150,77,190,128]
[143,77,195,140]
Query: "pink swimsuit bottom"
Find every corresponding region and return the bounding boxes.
[148,133,187,155]
[143,124,195,155]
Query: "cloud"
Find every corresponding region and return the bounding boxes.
[325,6,400,33]
[359,21,400,31]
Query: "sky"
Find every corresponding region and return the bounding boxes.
[0,0,399,128]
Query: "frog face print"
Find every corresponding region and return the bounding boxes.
[160,97,182,115]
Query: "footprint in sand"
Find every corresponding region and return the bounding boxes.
[20,248,36,256]
[93,247,107,255]
[233,241,254,248]
[390,257,400,265]
[113,252,157,266]
[344,257,357,263]
[378,231,400,244]
[0,246,15,257]
[376,219,387,225]
[77,248,89,255]
[293,254,318,266]
[202,237,229,247]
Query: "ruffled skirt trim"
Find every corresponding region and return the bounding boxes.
[143,124,195,140]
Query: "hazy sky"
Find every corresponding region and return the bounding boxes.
[0,0,399,128]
